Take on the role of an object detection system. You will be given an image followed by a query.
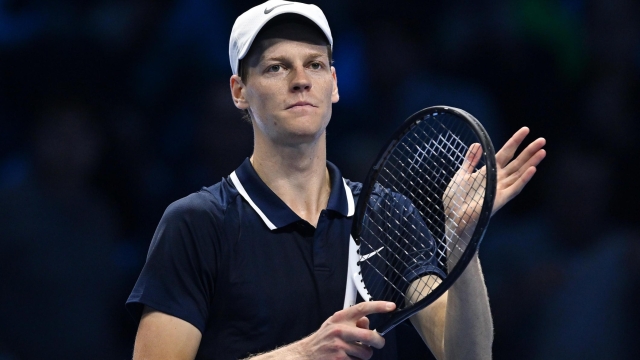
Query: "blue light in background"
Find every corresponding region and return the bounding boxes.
[332,31,369,106]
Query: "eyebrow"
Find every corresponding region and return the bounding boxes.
[261,52,328,63]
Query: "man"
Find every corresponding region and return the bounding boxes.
[127,1,546,359]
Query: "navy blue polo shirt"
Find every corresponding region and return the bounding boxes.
[127,159,401,359]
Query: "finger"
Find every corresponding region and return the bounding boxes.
[500,148,546,189]
[502,138,546,175]
[355,316,370,330]
[344,341,374,360]
[495,127,530,167]
[493,166,538,215]
[340,326,386,349]
[502,166,538,201]
[462,143,483,173]
[333,302,396,323]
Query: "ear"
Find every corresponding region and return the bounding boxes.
[331,66,339,103]
[230,75,250,110]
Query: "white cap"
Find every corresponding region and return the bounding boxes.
[229,0,333,75]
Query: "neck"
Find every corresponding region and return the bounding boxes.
[251,132,330,227]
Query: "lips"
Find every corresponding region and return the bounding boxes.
[286,101,316,109]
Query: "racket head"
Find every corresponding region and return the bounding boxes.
[351,106,497,334]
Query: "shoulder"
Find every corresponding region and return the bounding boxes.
[148,177,243,257]
[344,178,363,197]
[162,177,240,223]
[362,183,415,217]
[344,179,393,200]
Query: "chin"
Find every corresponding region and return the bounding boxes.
[281,113,328,134]
[283,127,325,144]
[275,122,327,145]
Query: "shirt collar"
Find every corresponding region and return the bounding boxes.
[229,158,355,230]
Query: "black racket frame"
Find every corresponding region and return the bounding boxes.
[351,106,498,335]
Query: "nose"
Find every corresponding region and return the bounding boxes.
[290,67,312,92]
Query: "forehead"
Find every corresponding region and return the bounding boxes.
[244,18,330,64]
[255,37,329,62]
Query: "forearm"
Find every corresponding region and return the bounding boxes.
[410,254,492,360]
[443,253,493,360]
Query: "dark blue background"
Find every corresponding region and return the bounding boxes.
[1,0,639,358]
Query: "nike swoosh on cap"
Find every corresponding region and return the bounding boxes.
[264,3,293,14]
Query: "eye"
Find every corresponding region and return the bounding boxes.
[267,64,282,72]
[310,62,322,70]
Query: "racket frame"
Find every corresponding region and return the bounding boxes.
[351,106,497,335]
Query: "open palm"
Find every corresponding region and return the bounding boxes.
[445,127,546,220]
[443,127,546,264]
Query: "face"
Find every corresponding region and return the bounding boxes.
[230,23,339,147]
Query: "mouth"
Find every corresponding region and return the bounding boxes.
[286,101,316,109]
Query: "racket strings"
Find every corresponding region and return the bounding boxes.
[361,188,452,304]
[384,150,451,235]
[361,196,434,301]
[359,194,440,305]
[370,171,446,271]
[410,117,486,251]
[382,130,482,261]
[360,202,440,299]
[360,189,445,304]
[357,112,488,309]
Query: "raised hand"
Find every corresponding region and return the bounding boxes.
[442,127,546,266]
[442,142,487,266]
[443,142,487,231]
[444,127,546,224]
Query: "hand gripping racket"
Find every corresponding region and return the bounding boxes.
[344,106,497,335]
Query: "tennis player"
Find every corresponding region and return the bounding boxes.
[127,1,546,359]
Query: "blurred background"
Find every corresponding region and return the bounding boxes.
[0,0,639,358]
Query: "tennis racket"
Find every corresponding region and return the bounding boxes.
[344,106,497,335]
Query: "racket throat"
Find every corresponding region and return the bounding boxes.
[343,235,372,309]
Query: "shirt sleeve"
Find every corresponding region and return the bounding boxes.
[396,197,446,284]
[364,186,445,299]
[126,192,219,333]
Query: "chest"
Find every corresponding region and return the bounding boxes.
[208,204,351,340]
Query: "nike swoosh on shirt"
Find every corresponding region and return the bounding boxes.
[360,247,384,261]
[264,3,293,14]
